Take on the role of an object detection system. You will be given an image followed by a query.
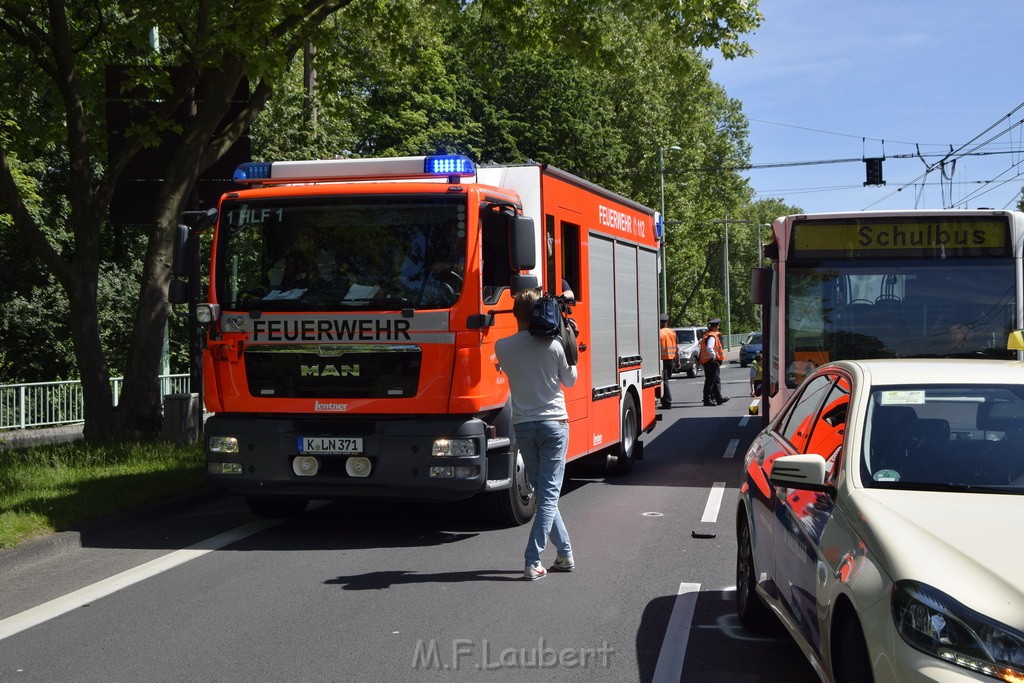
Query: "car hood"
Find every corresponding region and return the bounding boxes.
[846,489,1024,629]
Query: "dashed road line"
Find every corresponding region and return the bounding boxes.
[652,582,702,683]
[700,482,727,523]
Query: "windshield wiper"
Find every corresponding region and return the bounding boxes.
[886,481,1021,494]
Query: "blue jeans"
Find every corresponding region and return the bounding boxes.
[515,420,572,566]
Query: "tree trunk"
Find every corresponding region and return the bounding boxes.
[66,274,119,440]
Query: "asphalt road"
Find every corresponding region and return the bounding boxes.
[0,361,817,682]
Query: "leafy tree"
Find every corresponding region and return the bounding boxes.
[0,1,352,439]
[0,0,761,440]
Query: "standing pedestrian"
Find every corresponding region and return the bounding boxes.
[700,318,729,406]
[658,314,678,409]
[749,353,763,397]
[495,288,578,580]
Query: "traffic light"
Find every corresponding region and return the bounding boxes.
[864,157,885,186]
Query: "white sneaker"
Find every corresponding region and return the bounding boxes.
[550,555,575,572]
[524,561,547,581]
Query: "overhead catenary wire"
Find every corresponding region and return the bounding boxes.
[863,101,1024,209]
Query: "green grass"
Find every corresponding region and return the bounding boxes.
[0,439,207,549]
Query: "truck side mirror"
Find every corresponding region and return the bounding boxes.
[171,224,190,278]
[168,279,188,305]
[509,215,536,271]
[511,274,540,294]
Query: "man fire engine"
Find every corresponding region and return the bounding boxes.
[171,154,662,525]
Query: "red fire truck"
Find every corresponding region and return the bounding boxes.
[171,154,661,524]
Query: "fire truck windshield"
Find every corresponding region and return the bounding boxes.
[216,195,467,311]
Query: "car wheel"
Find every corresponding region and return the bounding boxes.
[687,356,699,378]
[835,614,873,682]
[736,517,773,631]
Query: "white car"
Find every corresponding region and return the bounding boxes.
[736,359,1024,682]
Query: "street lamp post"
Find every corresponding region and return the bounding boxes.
[712,214,750,349]
[659,145,681,317]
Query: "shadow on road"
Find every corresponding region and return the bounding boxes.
[325,568,523,589]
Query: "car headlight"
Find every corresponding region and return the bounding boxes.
[892,580,1024,680]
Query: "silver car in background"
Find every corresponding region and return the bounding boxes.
[672,326,707,378]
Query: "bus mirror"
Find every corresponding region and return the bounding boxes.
[751,267,773,306]
[509,215,536,270]
[1008,330,1024,351]
[171,224,190,278]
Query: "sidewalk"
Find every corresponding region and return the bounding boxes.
[0,423,84,449]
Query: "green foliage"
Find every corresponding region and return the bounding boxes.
[0,225,152,383]
[0,439,205,548]
[0,0,764,432]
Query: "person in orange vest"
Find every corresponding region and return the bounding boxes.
[659,314,678,409]
[700,318,729,406]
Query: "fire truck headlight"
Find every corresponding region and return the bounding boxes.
[208,435,239,454]
[196,304,221,324]
[432,438,476,457]
[428,465,479,479]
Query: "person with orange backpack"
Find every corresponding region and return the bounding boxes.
[699,318,729,407]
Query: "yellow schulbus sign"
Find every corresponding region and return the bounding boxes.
[792,218,1009,258]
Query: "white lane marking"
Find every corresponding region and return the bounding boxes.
[739,415,750,427]
[700,482,727,523]
[0,517,280,641]
[723,438,740,459]
[652,582,702,683]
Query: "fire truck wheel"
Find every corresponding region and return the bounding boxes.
[482,447,536,526]
[245,496,309,518]
[608,393,638,476]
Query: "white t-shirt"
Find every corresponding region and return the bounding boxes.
[495,331,578,424]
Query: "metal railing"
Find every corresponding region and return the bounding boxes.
[0,374,191,431]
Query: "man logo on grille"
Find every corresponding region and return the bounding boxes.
[300,364,360,377]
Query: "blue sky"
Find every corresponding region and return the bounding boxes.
[709,1,1024,215]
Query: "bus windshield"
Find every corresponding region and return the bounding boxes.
[784,260,1015,387]
[215,195,467,312]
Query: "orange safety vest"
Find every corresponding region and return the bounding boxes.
[699,329,725,364]
[659,327,678,360]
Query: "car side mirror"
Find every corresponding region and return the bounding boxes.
[769,454,833,493]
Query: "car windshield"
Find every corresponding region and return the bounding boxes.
[676,330,696,344]
[215,195,467,312]
[745,333,761,345]
[862,384,1024,494]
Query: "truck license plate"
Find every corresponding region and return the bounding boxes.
[298,437,363,454]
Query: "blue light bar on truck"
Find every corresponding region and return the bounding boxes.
[231,155,476,185]
[424,154,475,176]
[233,162,272,181]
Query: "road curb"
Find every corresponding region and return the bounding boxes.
[0,486,224,573]
[0,530,83,574]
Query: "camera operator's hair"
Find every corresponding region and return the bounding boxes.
[513,288,542,326]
